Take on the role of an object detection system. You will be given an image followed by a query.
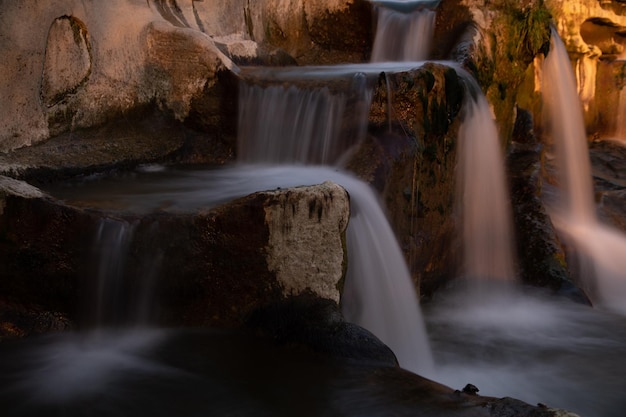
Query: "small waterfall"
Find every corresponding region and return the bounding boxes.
[237,74,372,165]
[338,174,434,375]
[89,218,136,327]
[542,29,596,224]
[370,1,436,62]
[87,218,160,328]
[236,65,434,373]
[456,91,517,282]
[542,29,626,314]
[237,85,347,165]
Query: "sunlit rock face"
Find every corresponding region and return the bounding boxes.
[0,0,370,153]
[542,0,626,136]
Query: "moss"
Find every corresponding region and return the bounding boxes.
[497,0,552,64]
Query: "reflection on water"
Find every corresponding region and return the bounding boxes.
[425,284,626,417]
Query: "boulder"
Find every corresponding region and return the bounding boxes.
[245,294,581,417]
[0,176,349,329]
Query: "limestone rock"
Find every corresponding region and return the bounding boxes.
[0,0,372,152]
[41,16,92,107]
[0,178,349,328]
[263,182,349,303]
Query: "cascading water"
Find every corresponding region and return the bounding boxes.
[89,218,136,327]
[542,28,626,314]
[370,1,437,62]
[456,86,517,283]
[237,64,434,375]
[237,73,371,165]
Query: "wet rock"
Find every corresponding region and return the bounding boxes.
[348,63,464,297]
[0,105,200,182]
[0,300,72,341]
[507,141,589,302]
[488,397,581,417]
[0,177,349,328]
[591,139,626,232]
[462,383,480,395]
[245,293,398,366]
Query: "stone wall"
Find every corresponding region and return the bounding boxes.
[0,0,371,153]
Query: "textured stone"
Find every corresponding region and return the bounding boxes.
[264,181,349,303]
[348,63,464,297]
[0,179,349,327]
[41,16,92,107]
[0,0,371,152]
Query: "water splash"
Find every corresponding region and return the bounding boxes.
[543,29,626,314]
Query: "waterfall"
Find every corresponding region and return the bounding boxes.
[87,218,160,328]
[237,74,372,165]
[89,218,136,327]
[542,29,626,314]
[237,84,347,165]
[236,71,434,374]
[456,91,517,282]
[542,29,596,224]
[370,1,436,62]
[338,173,434,375]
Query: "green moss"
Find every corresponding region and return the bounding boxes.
[497,0,552,63]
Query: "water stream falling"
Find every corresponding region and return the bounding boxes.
[7,5,626,417]
[370,1,437,62]
[89,218,136,327]
[237,63,435,375]
[456,88,517,283]
[542,29,626,314]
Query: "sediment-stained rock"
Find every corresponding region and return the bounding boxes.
[0,177,349,329]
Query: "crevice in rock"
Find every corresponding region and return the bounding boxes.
[581,17,626,57]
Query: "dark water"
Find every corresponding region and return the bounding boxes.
[0,328,346,417]
[424,284,626,417]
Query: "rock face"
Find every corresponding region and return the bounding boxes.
[0,177,349,331]
[41,16,92,108]
[539,0,626,137]
[0,0,372,153]
[348,63,464,297]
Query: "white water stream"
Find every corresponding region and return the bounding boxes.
[9,5,626,417]
[543,29,626,314]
